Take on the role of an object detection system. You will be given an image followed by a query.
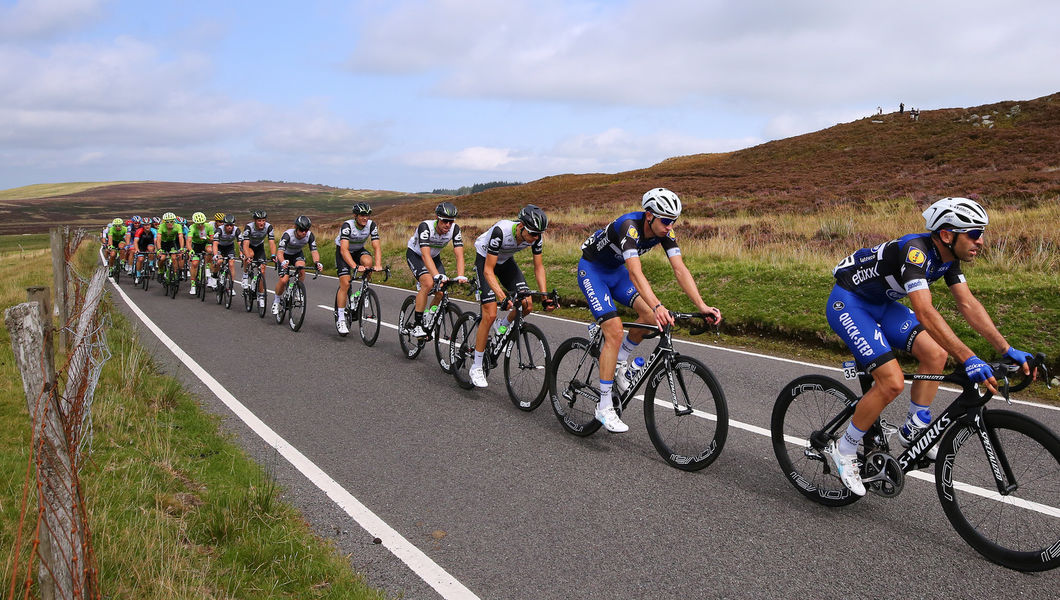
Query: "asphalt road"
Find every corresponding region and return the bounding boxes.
[106,264,1060,599]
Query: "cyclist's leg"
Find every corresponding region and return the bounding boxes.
[336,247,352,308]
[406,249,433,313]
[879,303,947,416]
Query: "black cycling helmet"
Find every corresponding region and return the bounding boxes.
[352,202,372,215]
[223,214,236,225]
[252,209,268,219]
[435,201,458,219]
[294,215,312,231]
[518,204,548,233]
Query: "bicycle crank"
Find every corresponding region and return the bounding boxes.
[862,451,904,498]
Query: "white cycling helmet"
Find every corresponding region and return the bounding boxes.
[642,187,682,219]
[922,197,989,231]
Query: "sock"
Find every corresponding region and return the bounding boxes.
[598,380,614,411]
[616,334,639,363]
[839,422,866,456]
[414,311,423,325]
[473,350,484,369]
[907,401,930,424]
[337,308,345,319]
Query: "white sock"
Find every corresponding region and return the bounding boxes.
[839,422,866,456]
[598,379,614,410]
[617,334,639,363]
[473,350,484,369]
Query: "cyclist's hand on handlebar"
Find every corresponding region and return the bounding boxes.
[652,302,674,328]
[454,275,468,284]
[281,259,290,269]
[964,355,999,395]
[434,273,448,284]
[700,305,722,325]
[498,296,512,311]
[315,261,323,272]
[542,295,558,311]
[1004,346,1035,377]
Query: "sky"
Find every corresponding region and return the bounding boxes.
[1,0,1058,193]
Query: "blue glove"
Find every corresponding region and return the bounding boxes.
[963,356,994,384]
[1004,346,1033,366]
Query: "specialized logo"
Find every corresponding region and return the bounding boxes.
[899,413,951,469]
[906,247,926,266]
[832,301,845,311]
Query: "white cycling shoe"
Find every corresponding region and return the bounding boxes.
[469,366,488,388]
[336,319,350,335]
[824,440,866,496]
[595,406,629,433]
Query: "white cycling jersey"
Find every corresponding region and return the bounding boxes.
[405,219,463,257]
[473,219,542,263]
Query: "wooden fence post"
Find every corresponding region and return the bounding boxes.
[50,227,69,353]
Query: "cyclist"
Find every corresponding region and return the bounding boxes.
[212,214,241,287]
[105,218,128,278]
[186,212,215,295]
[124,216,142,274]
[272,215,323,316]
[405,202,467,339]
[824,196,1034,496]
[467,204,556,388]
[240,209,277,295]
[131,216,157,282]
[154,212,186,281]
[577,188,722,433]
[334,202,382,335]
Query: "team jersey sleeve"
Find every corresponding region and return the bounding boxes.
[531,235,543,255]
[617,219,642,262]
[944,262,966,287]
[369,221,380,241]
[451,224,463,247]
[897,238,932,294]
[278,232,290,253]
[416,222,432,248]
[266,224,275,240]
[661,229,681,258]
[485,225,504,256]
[339,222,352,243]
[308,232,317,251]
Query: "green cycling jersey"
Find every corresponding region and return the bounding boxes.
[156,222,182,242]
[188,222,215,243]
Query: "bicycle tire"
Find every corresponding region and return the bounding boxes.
[643,356,728,471]
[397,296,424,359]
[216,269,225,304]
[359,288,381,346]
[334,296,350,337]
[289,281,307,331]
[168,269,179,299]
[141,268,149,291]
[771,375,863,507]
[935,409,1060,571]
[450,313,480,389]
[435,304,463,373]
[548,337,603,436]
[111,263,120,284]
[224,275,233,309]
[196,262,207,302]
[274,290,287,324]
[504,321,551,412]
[257,274,267,318]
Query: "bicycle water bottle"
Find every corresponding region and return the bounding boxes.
[624,356,645,389]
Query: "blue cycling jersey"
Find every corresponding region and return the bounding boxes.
[580,211,680,269]
[832,232,964,302]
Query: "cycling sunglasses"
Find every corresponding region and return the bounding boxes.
[439,218,455,225]
[657,216,677,226]
[950,228,984,240]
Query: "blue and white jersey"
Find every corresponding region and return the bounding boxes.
[473,219,542,263]
[580,211,680,269]
[833,232,964,302]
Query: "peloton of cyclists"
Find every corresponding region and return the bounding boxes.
[467,204,557,388]
[823,196,1035,496]
[334,202,382,335]
[577,188,723,433]
[405,202,468,339]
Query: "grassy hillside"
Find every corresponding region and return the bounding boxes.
[0,181,145,200]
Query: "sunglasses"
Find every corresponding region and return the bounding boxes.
[439,218,454,225]
[951,228,984,240]
[657,217,677,226]
[524,229,542,238]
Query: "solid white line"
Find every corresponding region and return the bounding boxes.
[108,278,479,600]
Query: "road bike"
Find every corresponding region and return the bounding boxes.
[334,266,389,346]
[274,264,319,332]
[770,353,1059,571]
[158,250,181,299]
[134,252,155,291]
[397,278,474,371]
[190,251,208,301]
[449,289,558,411]
[548,312,728,471]
[107,251,125,284]
[214,255,236,309]
[242,258,269,318]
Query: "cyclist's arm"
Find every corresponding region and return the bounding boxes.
[454,244,465,278]
[623,254,671,327]
[668,253,720,322]
[532,252,547,293]
[371,239,382,270]
[949,282,1021,359]
[908,288,976,362]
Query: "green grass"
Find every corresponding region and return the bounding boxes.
[2,246,386,598]
[0,182,144,200]
[0,233,50,256]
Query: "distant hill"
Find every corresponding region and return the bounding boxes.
[0,181,430,234]
[389,92,1060,221]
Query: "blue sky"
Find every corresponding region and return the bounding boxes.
[1,0,1058,193]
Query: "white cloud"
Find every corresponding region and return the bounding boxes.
[404,146,520,170]
[348,0,1060,110]
[256,101,386,157]
[0,0,107,39]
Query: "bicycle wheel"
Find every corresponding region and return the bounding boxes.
[504,322,551,411]
[288,281,307,331]
[168,270,179,298]
[216,270,225,304]
[141,268,150,291]
[358,288,381,346]
[771,375,862,507]
[451,313,480,389]
[197,263,207,301]
[257,275,267,318]
[397,296,424,359]
[642,356,728,471]
[224,275,234,309]
[935,409,1060,571]
[111,263,120,284]
[548,337,603,436]
[434,304,463,373]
